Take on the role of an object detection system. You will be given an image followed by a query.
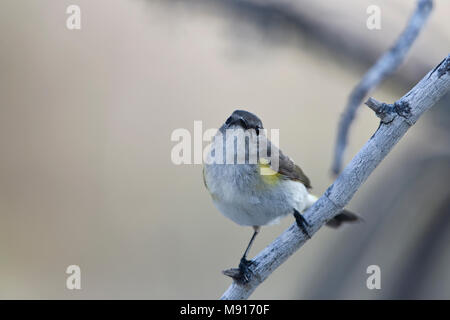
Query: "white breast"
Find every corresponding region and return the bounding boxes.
[203,127,309,226]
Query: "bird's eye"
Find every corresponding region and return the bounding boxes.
[225,117,232,125]
[239,118,248,129]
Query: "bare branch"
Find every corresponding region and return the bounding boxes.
[220,54,450,300]
[331,0,433,175]
[364,97,395,123]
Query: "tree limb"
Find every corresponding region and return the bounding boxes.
[332,0,433,175]
[220,54,450,300]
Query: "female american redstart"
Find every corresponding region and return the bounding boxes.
[203,110,359,282]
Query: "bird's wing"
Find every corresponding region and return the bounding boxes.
[259,139,312,189]
[277,150,312,189]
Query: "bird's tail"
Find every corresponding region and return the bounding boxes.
[325,209,361,228]
[305,194,361,228]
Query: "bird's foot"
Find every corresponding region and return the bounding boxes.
[237,257,254,284]
[222,257,254,284]
[294,209,311,239]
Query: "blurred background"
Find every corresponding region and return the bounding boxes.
[0,0,449,299]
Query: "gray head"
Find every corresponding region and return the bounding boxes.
[223,110,263,134]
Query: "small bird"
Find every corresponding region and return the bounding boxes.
[203,110,359,283]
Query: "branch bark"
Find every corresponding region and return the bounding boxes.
[332,0,433,175]
[220,54,450,300]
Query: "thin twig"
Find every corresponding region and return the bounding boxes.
[364,97,396,123]
[332,0,433,175]
[221,54,450,300]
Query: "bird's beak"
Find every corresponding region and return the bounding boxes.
[225,118,238,128]
[225,117,248,129]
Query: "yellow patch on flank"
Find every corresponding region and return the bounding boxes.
[258,161,280,186]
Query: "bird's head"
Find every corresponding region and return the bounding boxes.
[223,110,263,135]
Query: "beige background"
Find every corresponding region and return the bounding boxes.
[0,0,449,299]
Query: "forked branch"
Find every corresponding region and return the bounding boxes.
[332,0,434,174]
[221,54,450,300]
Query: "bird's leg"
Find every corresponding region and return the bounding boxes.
[293,209,311,239]
[238,226,260,284]
[242,226,260,261]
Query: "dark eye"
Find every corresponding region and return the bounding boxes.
[238,118,248,129]
[225,117,232,125]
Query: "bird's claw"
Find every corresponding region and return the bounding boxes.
[238,257,253,284]
[294,210,311,239]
